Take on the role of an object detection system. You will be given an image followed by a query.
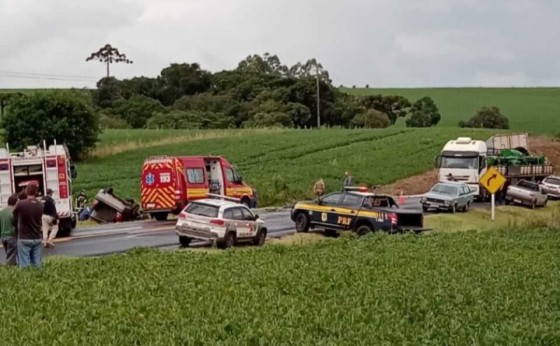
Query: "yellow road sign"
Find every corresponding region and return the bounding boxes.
[479,166,507,194]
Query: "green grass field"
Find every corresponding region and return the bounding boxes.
[344,87,560,134]
[76,127,497,206]
[0,227,558,344]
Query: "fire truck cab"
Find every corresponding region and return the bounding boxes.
[141,155,257,221]
[0,141,77,237]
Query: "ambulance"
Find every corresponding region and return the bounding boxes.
[141,155,257,221]
[0,141,77,236]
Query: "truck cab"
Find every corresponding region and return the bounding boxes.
[435,137,488,198]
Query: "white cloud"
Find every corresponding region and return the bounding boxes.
[0,0,559,88]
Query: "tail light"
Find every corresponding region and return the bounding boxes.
[210,219,225,226]
[178,212,187,220]
[388,213,398,225]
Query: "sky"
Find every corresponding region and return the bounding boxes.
[0,0,559,89]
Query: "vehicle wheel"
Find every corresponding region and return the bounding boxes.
[152,212,168,221]
[253,229,267,246]
[179,236,192,247]
[505,199,510,205]
[218,232,236,249]
[241,197,251,208]
[355,224,373,236]
[295,212,310,232]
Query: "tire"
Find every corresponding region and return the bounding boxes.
[295,212,310,232]
[152,212,168,221]
[179,236,192,247]
[218,232,236,249]
[355,224,373,236]
[505,199,510,205]
[241,197,251,208]
[252,229,267,246]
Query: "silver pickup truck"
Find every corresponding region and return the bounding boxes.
[505,180,548,209]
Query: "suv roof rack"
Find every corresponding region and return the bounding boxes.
[206,193,241,202]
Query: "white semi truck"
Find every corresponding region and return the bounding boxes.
[436,133,554,200]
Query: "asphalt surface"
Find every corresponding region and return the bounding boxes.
[0,195,492,263]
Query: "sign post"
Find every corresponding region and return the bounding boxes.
[479,167,507,221]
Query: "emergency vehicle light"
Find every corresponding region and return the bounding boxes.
[343,186,368,192]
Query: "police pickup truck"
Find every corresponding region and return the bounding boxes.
[290,187,425,235]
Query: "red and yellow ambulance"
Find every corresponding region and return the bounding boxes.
[140,155,257,221]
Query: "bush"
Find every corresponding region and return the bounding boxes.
[351,109,391,128]
[112,95,165,128]
[99,112,129,129]
[147,110,235,129]
[459,106,509,129]
[1,90,100,159]
[406,96,441,127]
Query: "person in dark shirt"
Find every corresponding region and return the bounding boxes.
[0,194,19,266]
[42,188,59,248]
[13,183,44,268]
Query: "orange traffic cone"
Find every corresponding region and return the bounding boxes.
[398,190,405,205]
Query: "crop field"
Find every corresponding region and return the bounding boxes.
[0,227,558,344]
[76,127,497,206]
[344,87,560,134]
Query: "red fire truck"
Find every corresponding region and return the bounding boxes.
[141,155,257,221]
[0,141,77,237]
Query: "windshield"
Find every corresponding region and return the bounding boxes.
[184,202,219,217]
[431,184,458,195]
[440,156,478,169]
[544,177,560,186]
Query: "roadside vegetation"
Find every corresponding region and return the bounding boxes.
[0,226,558,344]
[75,127,498,206]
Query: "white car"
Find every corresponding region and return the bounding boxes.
[540,175,560,199]
[175,198,267,249]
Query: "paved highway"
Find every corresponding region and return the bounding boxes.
[0,195,491,263]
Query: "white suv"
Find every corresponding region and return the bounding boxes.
[175,198,267,249]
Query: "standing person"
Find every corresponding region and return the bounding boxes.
[342,171,353,190]
[42,188,59,248]
[313,178,325,198]
[0,194,19,266]
[13,183,44,269]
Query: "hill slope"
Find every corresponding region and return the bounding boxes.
[344,87,560,134]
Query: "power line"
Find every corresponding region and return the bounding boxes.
[0,70,99,82]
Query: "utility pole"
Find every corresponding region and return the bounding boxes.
[316,64,320,128]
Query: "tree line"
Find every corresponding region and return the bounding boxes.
[0,52,511,159]
[91,53,442,130]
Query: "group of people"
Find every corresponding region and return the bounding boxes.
[0,183,59,268]
[313,171,353,197]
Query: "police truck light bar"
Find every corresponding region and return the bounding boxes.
[343,186,368,192]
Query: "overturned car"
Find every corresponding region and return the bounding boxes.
[89,188,145,223]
